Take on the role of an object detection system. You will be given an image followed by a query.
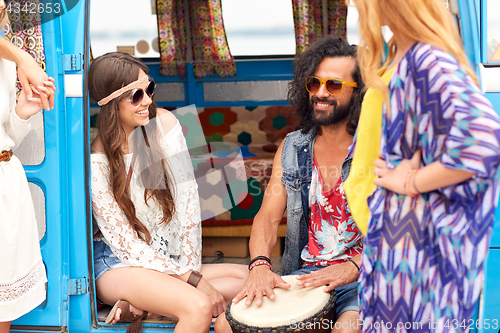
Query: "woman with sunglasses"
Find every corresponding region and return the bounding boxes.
[89,52,248,333]
[344,0,500,331]
[0,1,56,331]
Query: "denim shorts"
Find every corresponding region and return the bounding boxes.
[94,239,127,282]
[290,265,359,318]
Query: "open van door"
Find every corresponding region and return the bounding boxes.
[9,1,92,331]
[458,0,500,332]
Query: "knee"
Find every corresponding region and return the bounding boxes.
[214,312,232,333]
[332,311,361,333]
[176,293,212,329]
[189,294,213,320]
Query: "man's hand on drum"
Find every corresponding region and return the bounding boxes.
[197,278,227,317]
[232,265,291,307]
[296,254,361,292]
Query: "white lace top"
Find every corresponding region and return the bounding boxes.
[91,118,202,275]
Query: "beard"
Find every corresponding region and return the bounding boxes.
[310,95,354,127]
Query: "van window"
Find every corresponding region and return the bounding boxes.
[222,0,364,57]
[90,0,160,58]
[486,0,500,62]
[221,0,295,56]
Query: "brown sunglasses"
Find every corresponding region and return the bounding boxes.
[305,76,358,96]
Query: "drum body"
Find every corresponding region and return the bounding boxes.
[226,275,337,333]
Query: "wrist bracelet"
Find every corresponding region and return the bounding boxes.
[187,271,203,288]
[404,169,419,197]
[348,258,360,272]
[249,261,272,271]
[248,256,271,269]
[412,170,421,194]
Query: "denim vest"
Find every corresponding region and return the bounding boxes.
[279,129,352,275]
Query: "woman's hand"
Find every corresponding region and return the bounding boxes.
[15,82,56,120]
[196,277,227,317]
[16,52,56,110]
[373,150,421,194]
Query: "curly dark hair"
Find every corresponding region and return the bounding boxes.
[287,37,365,136]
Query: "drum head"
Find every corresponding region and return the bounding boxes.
[226,275,336,331]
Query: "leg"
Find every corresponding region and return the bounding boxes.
[332,281,360,333]
[97,267,212,333]
[201,264,247,332]
[331,310,360,333]
[201,264,248,302]
[0,321,11,333]
[214,312,232,333]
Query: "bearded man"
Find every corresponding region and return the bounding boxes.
[216,36,366,333]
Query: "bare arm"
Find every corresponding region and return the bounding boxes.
[233,141,291,306]
[410,162,475,194]
[0,37,55,109]
[249,142,288,258]
[156,108,177,136]
[373,151,475,195]
[0,36,30,64]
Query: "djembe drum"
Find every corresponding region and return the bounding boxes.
[226,275,337,333]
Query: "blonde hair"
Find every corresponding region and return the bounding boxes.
[349,0,477,109]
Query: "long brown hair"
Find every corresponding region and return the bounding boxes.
[89,52,175,243]
[350,0,477,109]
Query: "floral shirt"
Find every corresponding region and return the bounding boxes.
[301,156,363,266]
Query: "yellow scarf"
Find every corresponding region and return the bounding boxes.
[344,67,396,235]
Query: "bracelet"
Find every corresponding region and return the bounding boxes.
[248,256,271,269]
[187,271,203,288]
[249,261,272,271]
[404,169,419,197]
[348,258,360,272]
[412,170,421,194]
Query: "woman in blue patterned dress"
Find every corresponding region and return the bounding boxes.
[347,0,500,332]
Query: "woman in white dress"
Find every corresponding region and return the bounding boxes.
[89,52,248,333]
[0,0,56,331]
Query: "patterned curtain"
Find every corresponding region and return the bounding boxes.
[292,0,347,55]
[156,0,236,78]
[4,0,46,91]
[189,0,235,78]
[157,0,188,76]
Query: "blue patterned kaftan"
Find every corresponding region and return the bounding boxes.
[359,43,500,333]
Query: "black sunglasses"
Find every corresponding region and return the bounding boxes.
[123,80,156,106]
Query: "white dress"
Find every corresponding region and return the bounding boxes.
[91,118,202,275]
[0,58,47,321]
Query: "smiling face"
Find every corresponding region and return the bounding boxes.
[309,56,357,127]
[117,70,152,136]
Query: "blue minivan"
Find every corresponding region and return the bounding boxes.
[3,0,500,332]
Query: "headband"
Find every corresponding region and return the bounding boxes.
[98,75,149,106]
